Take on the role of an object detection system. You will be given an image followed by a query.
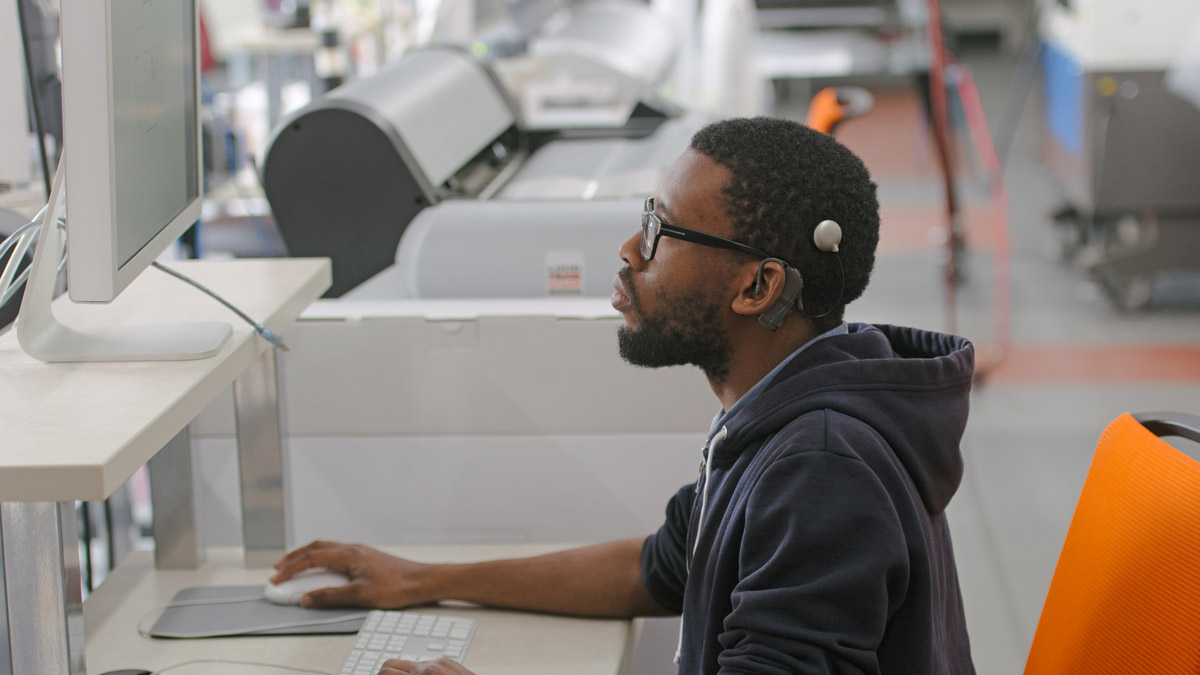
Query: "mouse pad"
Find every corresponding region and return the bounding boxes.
[148,585,366,638]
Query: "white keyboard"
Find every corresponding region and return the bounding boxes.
[337,610,476,675]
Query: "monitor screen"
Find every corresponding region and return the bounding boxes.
[111,0,199,267]
[63,0,203,303]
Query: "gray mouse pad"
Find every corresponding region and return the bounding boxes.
[148,585,366,638]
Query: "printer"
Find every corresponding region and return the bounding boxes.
[262,12,708,299]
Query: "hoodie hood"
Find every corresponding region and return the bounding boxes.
[716,323,974,514]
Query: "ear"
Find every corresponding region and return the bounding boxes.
[731,259,787,317]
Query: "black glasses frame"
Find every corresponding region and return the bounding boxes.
[640,198,778,262]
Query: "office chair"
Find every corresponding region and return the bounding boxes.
[1024,412,1200,674]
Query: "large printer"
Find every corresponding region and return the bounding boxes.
[1041,0,1200,309]
[262,20,705,299]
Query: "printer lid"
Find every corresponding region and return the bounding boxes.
[321,46,521,188]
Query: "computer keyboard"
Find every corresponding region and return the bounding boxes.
[337,610,476,675]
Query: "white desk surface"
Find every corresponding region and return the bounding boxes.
[0,184,46,220]
[0,258,331,502]
[85,546,636,675]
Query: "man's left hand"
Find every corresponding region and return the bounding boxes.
[378,657,476,675]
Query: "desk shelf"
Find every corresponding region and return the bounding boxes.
[0,258,331,674]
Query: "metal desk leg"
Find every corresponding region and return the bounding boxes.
[148,427,204,569]
[234,348,289,568]
[0,502,85,675]
[265,53,284,131]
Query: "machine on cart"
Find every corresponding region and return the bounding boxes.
[1041,0,1200,309]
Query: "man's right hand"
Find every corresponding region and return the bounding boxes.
[271,537,668,618]
[271,540,436,609]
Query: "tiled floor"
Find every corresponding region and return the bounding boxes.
[790,44,1200,674]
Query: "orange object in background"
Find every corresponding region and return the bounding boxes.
[1024,413,1200,674]
[805,87,874,136]
[805,87,846,135]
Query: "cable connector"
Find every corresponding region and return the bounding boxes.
[253,324,290,352]
[151,261,291,353]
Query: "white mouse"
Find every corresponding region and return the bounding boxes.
[264,568,352,606]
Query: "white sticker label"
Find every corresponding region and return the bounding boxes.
[546,250,584,296]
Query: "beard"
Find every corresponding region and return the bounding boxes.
[616,267,732,383]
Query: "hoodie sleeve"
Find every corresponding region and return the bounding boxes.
[718,442,911,674]
[640,483,696,615]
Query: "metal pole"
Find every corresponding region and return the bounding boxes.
[0,501,85,674]
[148,427,205,569]
[234,348,289,567]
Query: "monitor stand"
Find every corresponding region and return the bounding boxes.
[15,154,232,363]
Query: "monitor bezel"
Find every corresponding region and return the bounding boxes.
[63,0,203,304]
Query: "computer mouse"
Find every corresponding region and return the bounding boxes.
[264,567,352,605]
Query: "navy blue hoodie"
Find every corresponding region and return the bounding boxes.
[641,323,977,674]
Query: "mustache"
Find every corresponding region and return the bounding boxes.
[618,265,639,310]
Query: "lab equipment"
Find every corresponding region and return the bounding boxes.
[754,0,916,31]
[348,199,641,300]
[513,0,678,128]
[262,45,704,298]
[338,611,477,672]
[1041,0,1200,308]
[16,0,233,361]
[262,46,517,297]
[754,0,927,84]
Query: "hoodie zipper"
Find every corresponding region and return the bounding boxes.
[676,425,728,665]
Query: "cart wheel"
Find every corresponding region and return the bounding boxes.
[1052,219,1085,262]
[1050,205,1084,262]
[1101,273,1155,312]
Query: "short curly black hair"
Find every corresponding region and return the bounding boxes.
[689,117,880,330]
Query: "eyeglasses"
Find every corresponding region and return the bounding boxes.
[640,198,777,262]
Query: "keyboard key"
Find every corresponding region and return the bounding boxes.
[338,611,475,672]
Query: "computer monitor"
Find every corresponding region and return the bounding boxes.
[65,0,202,302]
[0,0,30,185]
[16,0,231,362]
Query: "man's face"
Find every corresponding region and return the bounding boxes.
[611,150,740,382]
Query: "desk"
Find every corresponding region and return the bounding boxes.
[85,547,637,675]
[0,185,45,222]
[0,258,331,674]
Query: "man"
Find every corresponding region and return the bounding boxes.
[271,117,977,675]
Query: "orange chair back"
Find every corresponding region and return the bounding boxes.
[1024,413,1200,674]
